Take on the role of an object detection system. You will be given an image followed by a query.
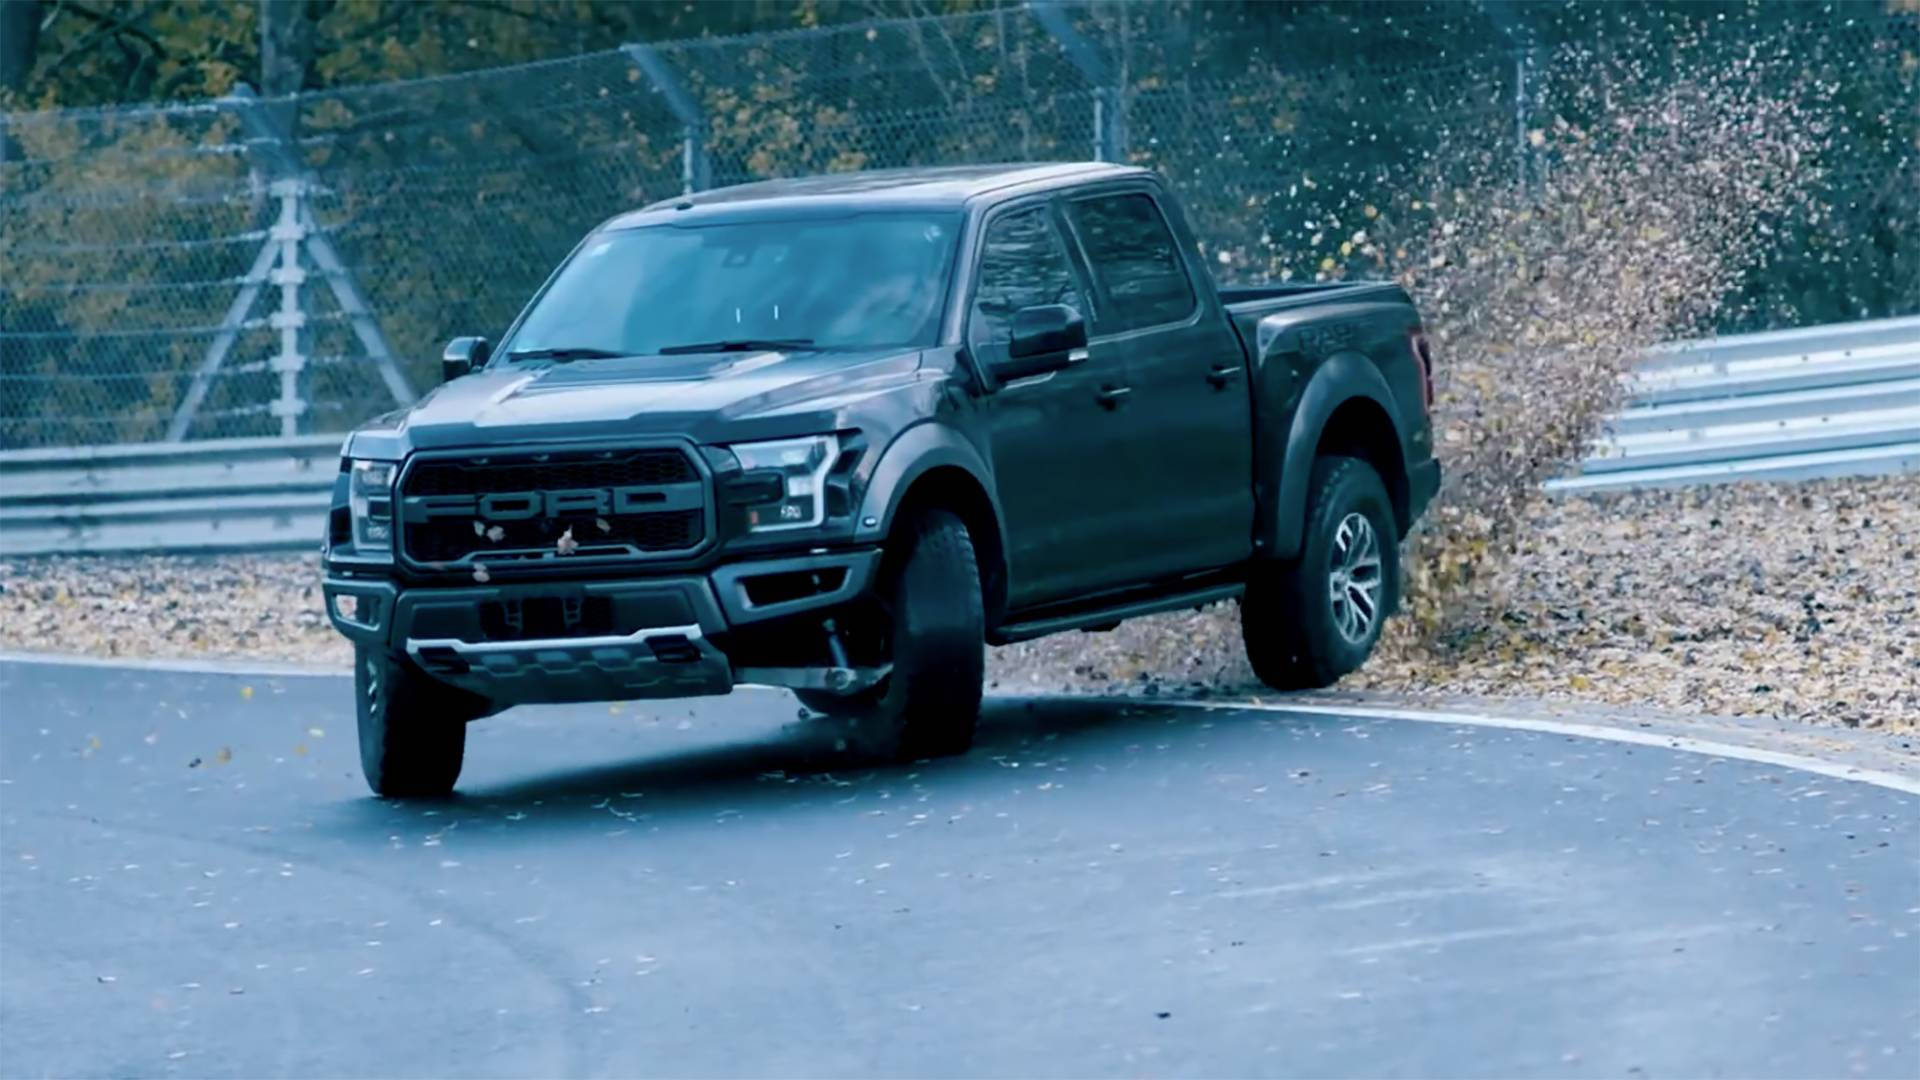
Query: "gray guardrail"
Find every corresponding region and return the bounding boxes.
[0,434,340,557]
[1545,314,1920,494]
[3,316,1915,556]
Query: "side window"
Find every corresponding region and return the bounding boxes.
[967,205,1086,362]
[1064,192,1196,333]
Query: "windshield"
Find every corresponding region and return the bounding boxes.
[500,212,961,358]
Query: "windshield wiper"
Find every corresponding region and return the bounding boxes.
[506,346,630,363]
[655,338,818,355]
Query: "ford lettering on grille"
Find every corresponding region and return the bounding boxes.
[396,448,709,565]
[403,486,691,522]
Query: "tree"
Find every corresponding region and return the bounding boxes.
[0,0,40,97]
[6,1,877,111]
[0,0,42,160]
[257,0,318,96]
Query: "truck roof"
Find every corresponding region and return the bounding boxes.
[606,162,1146,229]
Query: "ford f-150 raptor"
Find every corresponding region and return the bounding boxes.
[322,162,1441,796]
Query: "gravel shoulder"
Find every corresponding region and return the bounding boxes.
[3,476,1914,728]
[996,477,1919,730]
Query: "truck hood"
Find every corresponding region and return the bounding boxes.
[347,346,939,457]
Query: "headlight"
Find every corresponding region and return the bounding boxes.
[725,435,839,532]
[348,460,397,551]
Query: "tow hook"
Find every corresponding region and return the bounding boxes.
[822,618,856,690]
[823,617,852,669]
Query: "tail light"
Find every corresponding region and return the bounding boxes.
[1409,329,1434,412]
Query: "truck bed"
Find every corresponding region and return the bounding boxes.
[1218,280,1415,358]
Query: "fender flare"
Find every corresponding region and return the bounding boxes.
[853,422,1004,554]
[1266,352,1408,559]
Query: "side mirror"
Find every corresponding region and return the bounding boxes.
[442,336,490,382]
[994,304,1088,381]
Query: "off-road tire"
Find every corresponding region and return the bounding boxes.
[354,646,487,798]
[812,509,985,761]
[1241,455,1400,690]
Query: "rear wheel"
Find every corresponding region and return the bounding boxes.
[1241,455,1400,690]
[354,646,488,798]
[803,509,985,760]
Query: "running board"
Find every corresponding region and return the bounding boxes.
[989,582,1244,646]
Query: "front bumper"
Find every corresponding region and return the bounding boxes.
[323,548,882,704]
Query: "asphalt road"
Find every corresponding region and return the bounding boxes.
[1,658,1915,1080]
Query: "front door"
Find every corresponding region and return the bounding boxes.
[1060,188,1255,580]
[973,200,1141,609]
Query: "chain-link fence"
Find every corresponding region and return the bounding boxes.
[2,1,1914,449]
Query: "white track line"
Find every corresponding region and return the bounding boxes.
[1,651,1914,795]
[0,650,344,678]
[1173,701,1920,796]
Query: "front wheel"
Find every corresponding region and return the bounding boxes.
[808,509,986,761]
[1241,455,1400,690]
[354,647,488,798]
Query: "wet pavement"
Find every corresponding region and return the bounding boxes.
[2,658,1915,1078]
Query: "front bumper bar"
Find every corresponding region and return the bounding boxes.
[323,548,882,703]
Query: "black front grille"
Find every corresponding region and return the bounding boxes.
[400,448,706,566]
[406,450,696,496]
[404,508,703,564]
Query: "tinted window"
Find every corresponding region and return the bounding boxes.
[967,205,1085,362]
[1065,193,1195,331]
[502,212,959,357]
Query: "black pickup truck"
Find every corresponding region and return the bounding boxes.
[323,162,1440,796]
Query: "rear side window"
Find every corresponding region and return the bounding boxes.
[1065,193,1196,333]
[967,205,1086,361]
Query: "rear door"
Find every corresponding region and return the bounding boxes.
[971,199,1142,608]
[1060,186,1255,580]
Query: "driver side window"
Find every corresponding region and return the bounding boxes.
[967,206,1085,365]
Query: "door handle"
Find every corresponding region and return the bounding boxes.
[1207,364,1243,389]
[1097,385,1132,408]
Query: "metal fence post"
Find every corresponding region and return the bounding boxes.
[266,179,309,438]
[622,43,709,193]
[167,86,413,441]
[1030,2,1125,163]
[1484,1,1534,193]
[1513,47,1533,191]
[166,235,279,442]
[169,176,314,440]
